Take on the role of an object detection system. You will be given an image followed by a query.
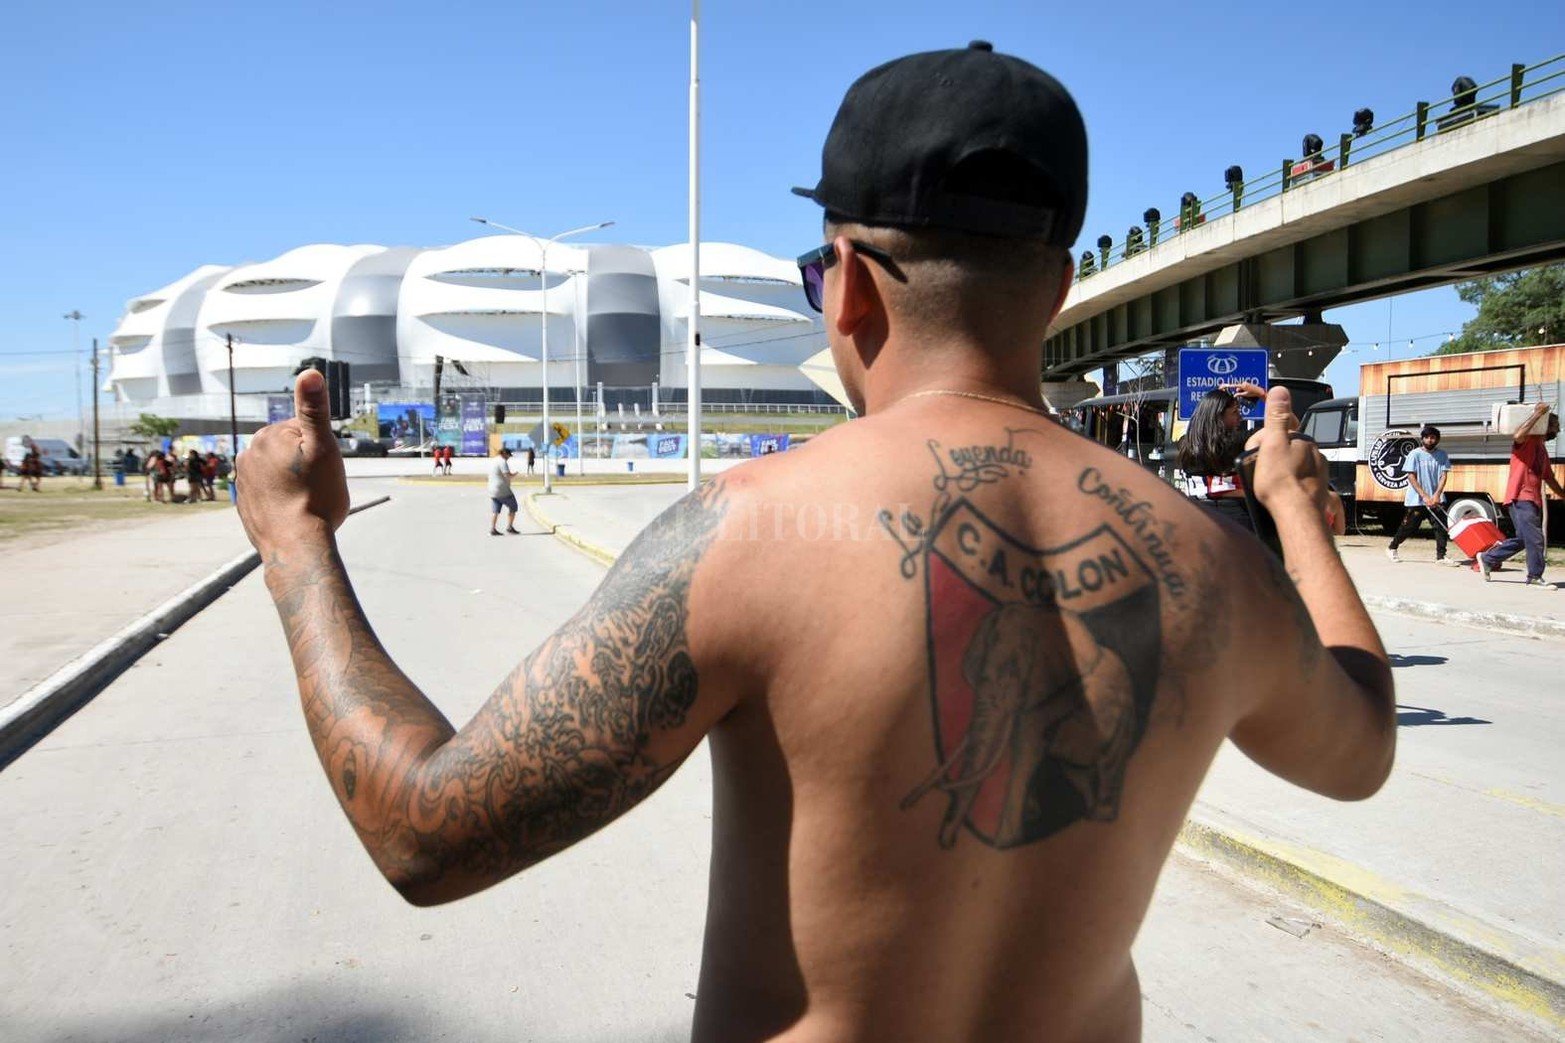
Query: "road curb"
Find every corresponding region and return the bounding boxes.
[1362,594,1565,641]
[0,495,392,771]
[1180,812,1565,1033]
[524,492,618,569]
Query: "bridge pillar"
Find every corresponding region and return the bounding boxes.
[1213,322,1348,381]
[1040,380,1100,411]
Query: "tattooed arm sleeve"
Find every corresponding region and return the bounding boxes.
[263,481,733,905]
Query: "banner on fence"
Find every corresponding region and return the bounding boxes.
[748,433,791,456]
[460,394,488,456]
[378,402,434,447]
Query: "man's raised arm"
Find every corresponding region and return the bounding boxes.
[236,372,738,906]
[1228,387,1396,801]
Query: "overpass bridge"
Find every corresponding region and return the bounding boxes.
[1042,56,1565,382]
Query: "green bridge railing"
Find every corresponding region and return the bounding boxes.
[1075,54,1565,281]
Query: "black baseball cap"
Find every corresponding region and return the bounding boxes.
[792,41,1087,247]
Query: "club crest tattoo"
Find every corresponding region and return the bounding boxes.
[884,439,1163,849]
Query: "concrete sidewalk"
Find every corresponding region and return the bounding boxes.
[528,483,1565,1031]
[1,503,253,712]
[1337,536,1565,638]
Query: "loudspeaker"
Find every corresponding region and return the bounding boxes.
[495,404,506,425]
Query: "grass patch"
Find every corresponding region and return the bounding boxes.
[0,478,230,543]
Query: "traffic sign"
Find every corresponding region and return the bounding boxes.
[1176,348,1268,421]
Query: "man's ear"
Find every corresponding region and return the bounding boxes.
[832,236,879,338]
[1046,253,1075,328]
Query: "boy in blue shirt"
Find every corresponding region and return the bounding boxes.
[1388,425,1455,563]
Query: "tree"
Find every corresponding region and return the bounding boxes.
[1438,264,1565,354]
[128,413,180,439]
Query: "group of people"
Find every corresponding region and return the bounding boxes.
[141,448,227,504]
[1180,385,1558,587]
[1391,403,1562,588]
[430,444,455,475]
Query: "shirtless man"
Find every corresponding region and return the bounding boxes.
[235,41,1394,1042]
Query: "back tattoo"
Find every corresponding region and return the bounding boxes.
[882,437,1165,849]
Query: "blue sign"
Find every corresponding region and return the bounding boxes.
[1177,348,1268,421]
[650,434,687,459]
[748,433,791,457]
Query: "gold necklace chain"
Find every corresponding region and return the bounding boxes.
[898,388,1054,418]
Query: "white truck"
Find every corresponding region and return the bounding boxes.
[1299,344,1563,533]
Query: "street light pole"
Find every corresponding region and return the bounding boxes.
[687,0,702,491]
[227,333,239,501]
[574,271,586,476]
[469,217,613,494]
[64,310,84,455]
[91,338,102,489]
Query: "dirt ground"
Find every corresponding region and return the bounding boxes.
[0,477,231,545]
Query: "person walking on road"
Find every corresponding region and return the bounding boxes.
[1477,403,1562,588]
[236,44,1395,1042]
[1387,426,1454,564]
[486,447,520,536]
[525,445,536,476]
[444,445,455,476]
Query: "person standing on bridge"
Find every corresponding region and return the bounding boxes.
[235,42,1394,1042]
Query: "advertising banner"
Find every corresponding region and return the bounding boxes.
[435,395,461,450]
[748,433,791,456]
[649,433,687,459]
[266,396,294,424]
[1176,348,1268,421]
[378,402,434,448]
[460,394,488,456]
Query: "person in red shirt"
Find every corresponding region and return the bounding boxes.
[201,453,219,501]
[1478,403,1563,588]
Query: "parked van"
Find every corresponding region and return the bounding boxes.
[1299,344,1563,533]
[4,436,88,476]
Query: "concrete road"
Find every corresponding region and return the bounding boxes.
[0,480,1549,1041]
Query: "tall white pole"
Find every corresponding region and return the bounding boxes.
[686,0,702,490]
[64,311,84,454]
[575,269,585,476]
[541,240,553,494]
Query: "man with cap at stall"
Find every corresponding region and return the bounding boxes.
[236,42,1394,1041]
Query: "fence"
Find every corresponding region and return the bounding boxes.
[1077,54,1565,279]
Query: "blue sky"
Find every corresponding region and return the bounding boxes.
[2,0,1559,419]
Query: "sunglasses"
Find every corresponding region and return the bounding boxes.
[795,240,902,313]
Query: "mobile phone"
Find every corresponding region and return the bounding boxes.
[1237,433,1317,559]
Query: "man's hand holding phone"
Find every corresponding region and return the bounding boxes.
[1249,387,1329,518]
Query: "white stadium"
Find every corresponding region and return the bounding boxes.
[106,236,844,431]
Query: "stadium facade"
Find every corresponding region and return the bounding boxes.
[106,236,842,428]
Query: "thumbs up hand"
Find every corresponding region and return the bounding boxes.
[235,368,350,557]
